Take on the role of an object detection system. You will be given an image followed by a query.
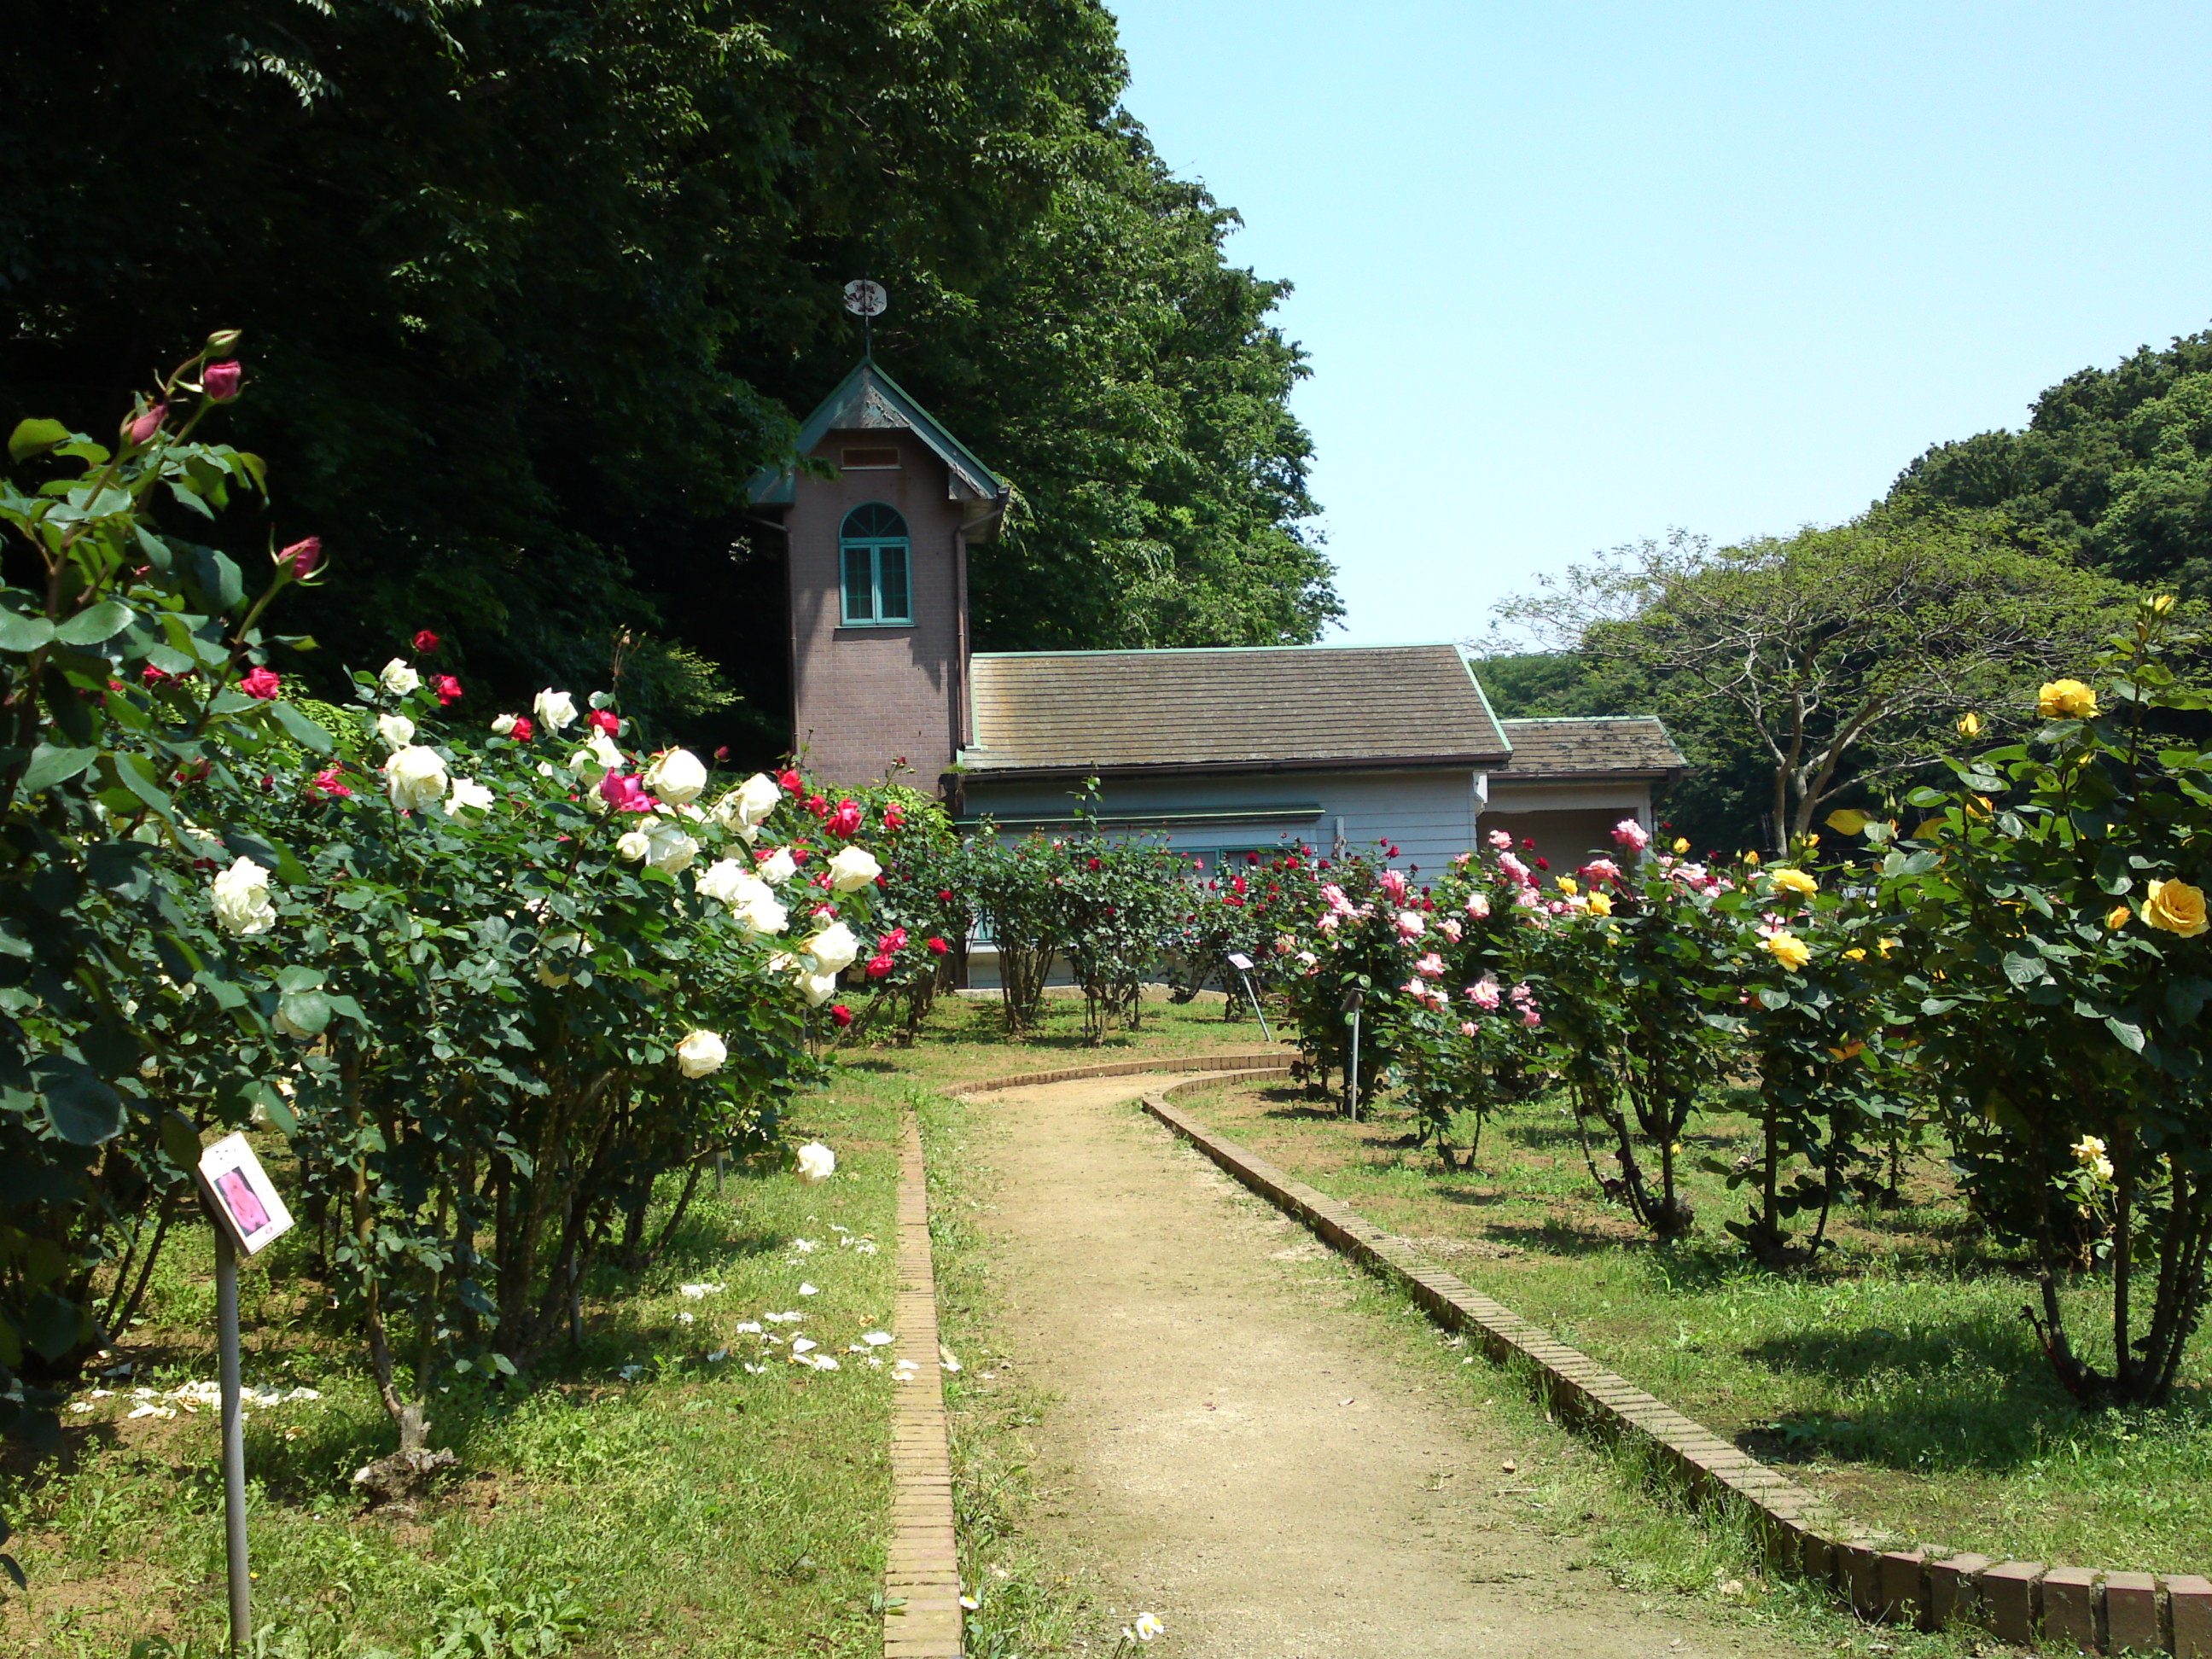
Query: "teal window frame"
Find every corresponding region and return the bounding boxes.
[840,503,912,626]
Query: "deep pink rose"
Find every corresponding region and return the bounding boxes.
[281,537,323,578]
[203,360,242,402]
[239,667,281,701]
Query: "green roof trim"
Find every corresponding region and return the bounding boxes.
[745,359,1008,506]
[957,803,1325,831]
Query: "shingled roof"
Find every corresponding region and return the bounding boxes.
[961,644,1511,777]
[1490,717,1685,781]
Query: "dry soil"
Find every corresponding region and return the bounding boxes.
[966,1074,1814,1659]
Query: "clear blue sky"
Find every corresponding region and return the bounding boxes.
[1107,0,2212,646]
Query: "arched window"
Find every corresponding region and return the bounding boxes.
[840,502,911,626]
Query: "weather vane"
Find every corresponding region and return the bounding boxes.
[843,278,888,361]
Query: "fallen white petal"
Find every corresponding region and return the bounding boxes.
[797,1283,819,1296]
[735,1321,764,1334]
[861,1330,894,1347]
[790,1337,818,1354]
[678,1282,725,1299]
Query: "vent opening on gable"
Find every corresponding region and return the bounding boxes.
[841,447,900,470]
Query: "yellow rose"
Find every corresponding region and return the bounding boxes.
[1672,836,1691,854]
[1842,947,1867,962]
[1958,711,1982,738]
[1743,850,1762,868]
[1770,868,1819,898]
[1825,809,1871,835]
[2106,903,2133,930]
[2144,879,2209,938]
[2037,678,2098,720]
[1586,891,1613,917]
[1764,932,1811,973]
[1878,937,1899,957]
[1557,875,1579,897]
[2154,594,2177,615]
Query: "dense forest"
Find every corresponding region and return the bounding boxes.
[0,0,1336,755]
[1484,331,2212,853]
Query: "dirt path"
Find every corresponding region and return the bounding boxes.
[968,1074,1805,1659]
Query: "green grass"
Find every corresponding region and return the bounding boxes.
[1175,1075,2212,1579]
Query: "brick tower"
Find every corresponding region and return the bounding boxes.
[746,362,1009,789]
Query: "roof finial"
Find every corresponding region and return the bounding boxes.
[843,278,888,363]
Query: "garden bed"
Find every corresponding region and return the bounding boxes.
[1170,1074,2212,1578]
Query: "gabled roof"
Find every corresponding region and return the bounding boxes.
[960,643,1511,778]
[746,360,1009,506]
[1490,717,1685,781]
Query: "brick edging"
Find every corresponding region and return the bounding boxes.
[946,1049,1294,1098]
[1141,1081,2212,1655]
[885,1109,963,1658]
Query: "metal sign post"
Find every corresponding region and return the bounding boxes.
[1340,987,1365,1121]
[1224,952,1273,1043]
[194,1132,295,1655]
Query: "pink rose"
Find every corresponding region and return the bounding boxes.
[600,771,652,812]
[203,360,242,402]
[1487,830,1513,851]
[1611,818,1651,852]
[280,537,323,578]
[1439,918,1463,942]
[128,403,166,445]
[1460,1021,1480,1037]
[238,667,281,700]
[308,765,352,798]
[1416,952,1446,977]
[1468,977,1502,1010]
[1379,869,1408,904]
[1521,1008,1543,1028]
[1465,893,1492,920]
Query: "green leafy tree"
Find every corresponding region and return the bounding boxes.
[1493,515,2135,855]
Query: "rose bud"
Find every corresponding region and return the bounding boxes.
[414,630,440,654]
[127,404,167,445]
[202,360,242,402]
[278,536,323,578]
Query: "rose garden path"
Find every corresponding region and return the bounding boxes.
[965,1074,1814,1659]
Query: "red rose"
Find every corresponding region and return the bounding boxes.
[280,537,323,578]
[804,794,829,818]
[308,765,352,799]
[883,803,905,830]
[927,937,948,956]
[202,360,242,401]
[588,708,620,736]
[878,927,908,952]
[413,630,441,654]
[433,674,463,706]
[830,1004,853,1027]
[938,889,954,903]
[509,715,535,742]
[777,769,803,793]
[142,664,173,686]
[1534,857,1550,870]
[826,799,862,838]
[865,953,895,979]
[1087,857,1103,871]
[239,667,281,701]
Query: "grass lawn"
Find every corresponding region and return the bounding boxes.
[1172,1073,2212,1578]
[0,992,1272,1658]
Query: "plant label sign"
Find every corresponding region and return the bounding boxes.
[196,1133,294,1258]
[1226,952,1254,971]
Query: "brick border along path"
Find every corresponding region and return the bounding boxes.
[1143,1077,2212,1658]
[884,1108,963,1659]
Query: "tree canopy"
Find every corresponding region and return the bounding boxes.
[1,0,1334,754]
[1488,516,2138,854]
[1889,325,2212,598]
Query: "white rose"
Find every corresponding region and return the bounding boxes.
[615,828,652,862]
[449,776,496,812]
[379,658,421,696]
[644,823,699,874]
[827,846,882,893]
[717,772,782,841]
[797,969,840,1007]
[643,748,707,807]
[538,933,586,988]
[675,1029,727,1079]
[375,712,416,749]
[210,856,276,936]
[802,921,859,975]
[492,713,517,736]
[696,858,749,905]
[795,1142,835,1184]
[734,888,789,936]
[383,744,450,811]
[569,731,622,785]
[758,848,797,886]
[533,688,579,731]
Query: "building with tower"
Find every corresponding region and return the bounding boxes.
[747,361,1684,877]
